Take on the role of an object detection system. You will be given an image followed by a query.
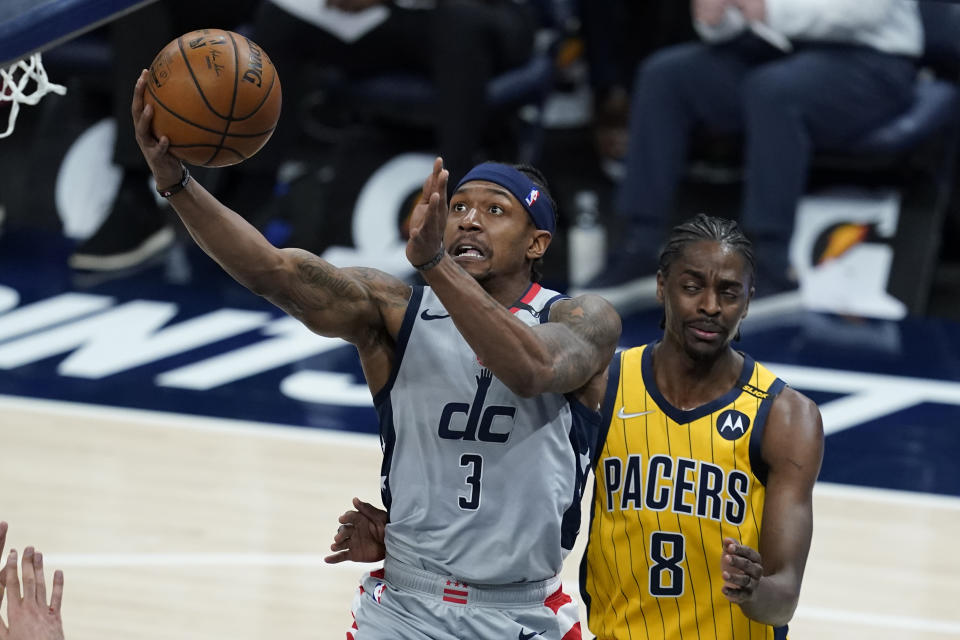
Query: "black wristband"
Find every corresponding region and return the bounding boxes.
[413,247,445,272]
[157,165,191,198]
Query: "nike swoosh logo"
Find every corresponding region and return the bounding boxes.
[518,631,543,640]
[420,309,450,321]
[617,407,655,419]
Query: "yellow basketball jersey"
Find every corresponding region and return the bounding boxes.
[581,344,788,640]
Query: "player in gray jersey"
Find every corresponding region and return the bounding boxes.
[132,72,621,640]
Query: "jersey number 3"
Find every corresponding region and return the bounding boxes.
[649,531,685,597]
[459,453,483,510]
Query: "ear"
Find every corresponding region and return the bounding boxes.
[526,230,552,261]
[656,270,665,305]
[742,283,755,321]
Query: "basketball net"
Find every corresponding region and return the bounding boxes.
[0,53,67,139]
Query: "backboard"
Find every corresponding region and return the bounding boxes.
[0,0,157,68]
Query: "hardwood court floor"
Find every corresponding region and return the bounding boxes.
[1,394,958,640]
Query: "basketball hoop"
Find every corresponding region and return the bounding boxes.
[0,52,67,139]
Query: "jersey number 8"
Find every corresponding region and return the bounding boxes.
[649,531,685,597]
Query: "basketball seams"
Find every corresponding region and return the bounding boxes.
[231,64,278,121]
[148,28,280,167]
[176,34,231,121]
[205,31,244,166]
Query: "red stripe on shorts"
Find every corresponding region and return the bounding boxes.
[561,622,582,640]
[543,587,573,614]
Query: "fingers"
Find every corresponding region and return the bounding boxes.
[0,522,5,607]
[323,550,351,564]
[33,551,47,608]
[333,523,354,546]
[50,570,64,614]
[353,499,387,525]
[20,547,35,603]
[131,69,146,120]
[421,158,446,200]
[4,550,20,602]
[720,540,762,602]
[436,164,448,197]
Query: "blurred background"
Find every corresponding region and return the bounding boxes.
[1,1,959,639]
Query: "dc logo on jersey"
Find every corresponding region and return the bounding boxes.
[372,582,386,604]
[438,368,516,443]
[716,409,750,441]
[525,188,539,207]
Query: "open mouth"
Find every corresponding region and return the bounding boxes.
[453,244,486,260]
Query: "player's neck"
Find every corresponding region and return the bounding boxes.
[652,340,743,410]
[479,272,536,308]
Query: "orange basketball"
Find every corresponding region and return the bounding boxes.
[144,28,282,167]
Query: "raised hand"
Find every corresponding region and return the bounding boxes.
[131,69,184,190]
[406,157,450,269]
[324,498,388,564]
[0,537,65,640]
[720,537,764,604]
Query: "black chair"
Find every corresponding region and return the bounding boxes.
[685,3,960,314]
[302,0,566,165]
[812,1,960,314]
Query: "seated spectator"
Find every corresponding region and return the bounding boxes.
[68,0,264,273]
[247,0,545,188]
[71,0,547,272]
[578,0,922,301]
[576,0,695,178]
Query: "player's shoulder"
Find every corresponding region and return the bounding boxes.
[550,293,621,329]
[767,384,823,443]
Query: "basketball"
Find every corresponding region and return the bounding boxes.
[143,28,282,167]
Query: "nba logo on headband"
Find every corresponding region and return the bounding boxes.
[455,163,556,234]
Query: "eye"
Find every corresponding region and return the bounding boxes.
[682,284,699,293]
[489,205,504,215]
[452,202,468,213]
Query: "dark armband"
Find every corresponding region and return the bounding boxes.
[413,247,446,272]
[156,164,191,198]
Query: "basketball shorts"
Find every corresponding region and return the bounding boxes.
[345,555,582,640]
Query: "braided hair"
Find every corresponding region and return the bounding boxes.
[658,213,755,285]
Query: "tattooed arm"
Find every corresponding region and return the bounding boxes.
[420,272,620,399]
[166,180,408,343]
[131,70,409,345]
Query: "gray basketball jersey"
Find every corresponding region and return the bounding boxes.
[374,284,600,585]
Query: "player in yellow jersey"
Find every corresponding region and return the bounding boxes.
[581,213,824,640]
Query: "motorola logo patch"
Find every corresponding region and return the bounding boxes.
[716,409,750,441]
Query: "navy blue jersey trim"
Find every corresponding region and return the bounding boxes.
[579,477,600,622]
[539,293,569,324]
[749,377,787,486]
[775,624,788,640]
[595,349,623,468]
[376,394,396,510]
[641,343,755,424]
[561,394,602,550]
[372,285,422,408]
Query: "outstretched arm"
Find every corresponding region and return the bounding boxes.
[719,389,824,625]
[131,70,409,344]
